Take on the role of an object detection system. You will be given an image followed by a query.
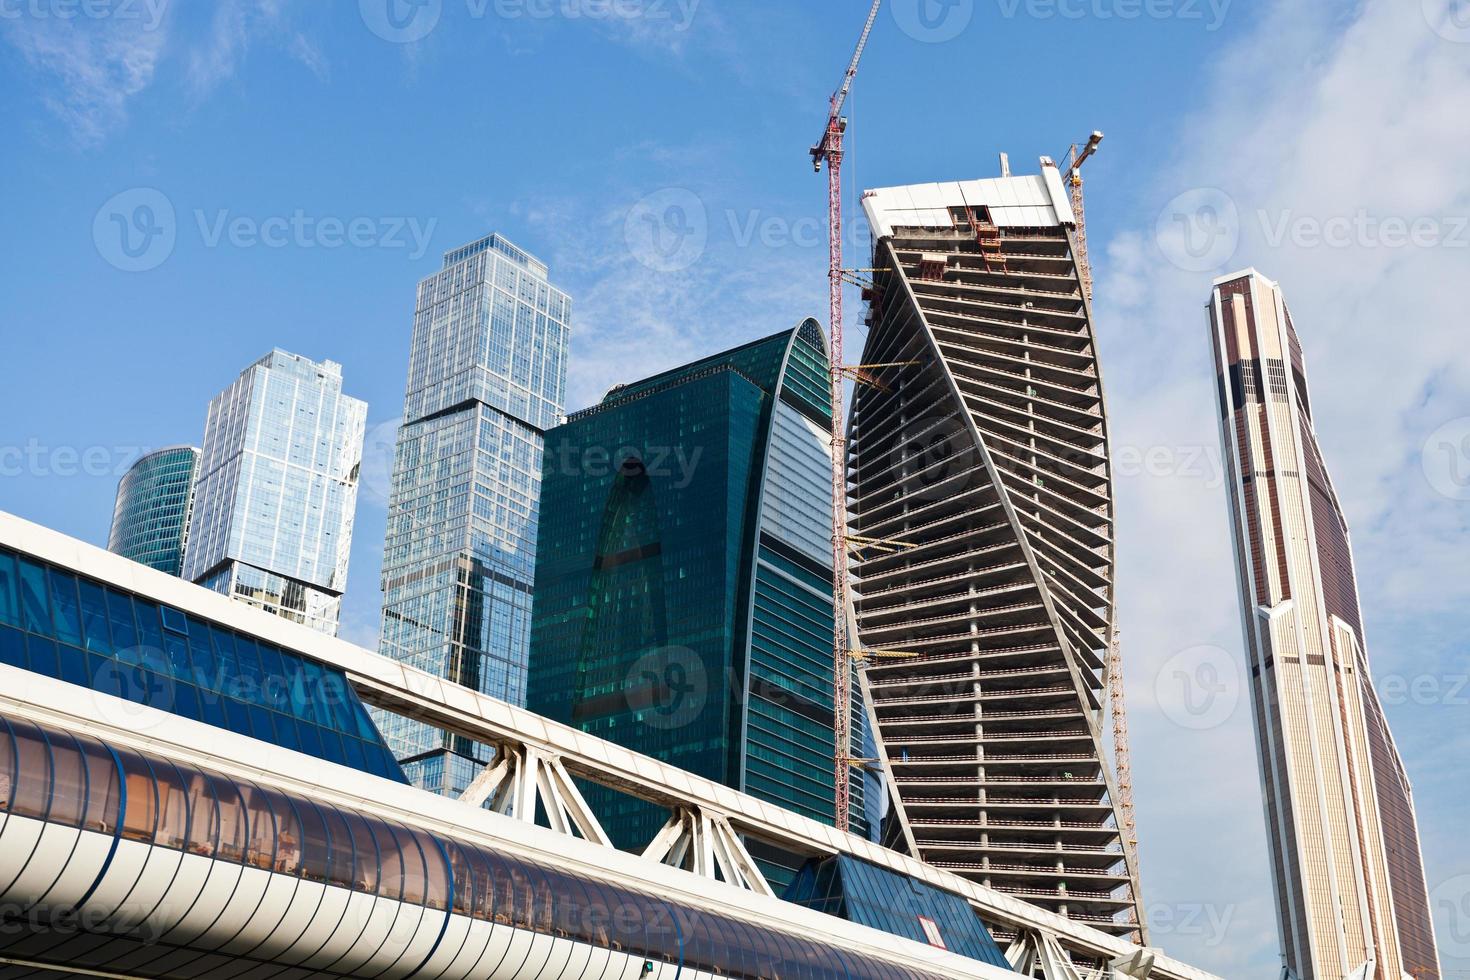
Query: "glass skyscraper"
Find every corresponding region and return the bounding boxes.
[377,233,569,796]
[527,320,866,876]
[107,445,200,575]
[182,350,367,636]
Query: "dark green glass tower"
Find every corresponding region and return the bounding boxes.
[529,320,862,864]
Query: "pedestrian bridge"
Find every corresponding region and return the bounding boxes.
[0,512,1220,980]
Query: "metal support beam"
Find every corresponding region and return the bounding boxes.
[642,807,775,897]
[460,745,612,847]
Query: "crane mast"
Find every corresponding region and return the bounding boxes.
[810,0,882,834]
[1067,131,1140,911]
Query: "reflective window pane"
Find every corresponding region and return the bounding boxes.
[17,559,52,637]
[77,580,112,655]
[0,551,17,627]
[47,570,83,646]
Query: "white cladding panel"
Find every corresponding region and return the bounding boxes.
[863,164,1073,238]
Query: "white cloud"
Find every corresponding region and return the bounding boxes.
[1,12,170,147]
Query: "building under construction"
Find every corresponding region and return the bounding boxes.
[845,160,1144,938]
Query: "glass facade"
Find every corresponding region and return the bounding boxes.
[528,321,865,865]
[0,710,970,980]
[182,350,367,636]
[786,854,1011,969]
[106,445,200,576]
[0,547,404,782]
[377,234,570,796]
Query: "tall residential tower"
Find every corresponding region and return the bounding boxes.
[108,445,200,576]
[182,350,366,635]
[378,234,569,796]
[844,162,1143,937]
[1208,270,1439,980]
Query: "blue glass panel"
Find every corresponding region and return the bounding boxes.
[77,580,112,655]
[133,599,166,671]
[223,699,248,735]
[18,560,52,637]
[298,723,323,759]
[90,654,122,698]
[57,644,90,688]
[199,692,226,729]
[186,617,217,690]
[162,634,192,680]
[233,637,265,698]
[173,683,201,722]
[160,606,189,635]
[26,635,59,677]
[114,663,146,704]
[0,625,25,669]
[105,589,138,653]
[317,727,345,766]
[247,704,274,742]
[0,551,17,627]
[256,643,288,711]
[273,714,300,752]
[47,571,83,646]
[208,626,239,692]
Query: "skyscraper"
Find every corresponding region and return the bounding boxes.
[1208,270,1440,980]
[378,233,569,796]
[182,350,366,636]
[844,161,1143,935]
[527,320,864,874]
[107,445,200,575]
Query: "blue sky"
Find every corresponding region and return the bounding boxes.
[3,1,1468,976]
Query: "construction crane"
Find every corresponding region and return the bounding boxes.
[1066,130,1141,914]
[1065,131,1104,301]
[810,0,882,834]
